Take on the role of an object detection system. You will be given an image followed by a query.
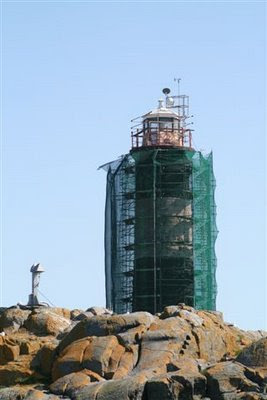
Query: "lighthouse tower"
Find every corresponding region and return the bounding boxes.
[101,87,217,315]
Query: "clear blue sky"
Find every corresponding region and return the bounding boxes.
[1,1,266,330]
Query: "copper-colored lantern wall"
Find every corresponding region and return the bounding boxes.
[132,117,192,149]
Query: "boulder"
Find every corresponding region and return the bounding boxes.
[222,393,267,400]
[170,369,207,397]
[24,389,60,399]
[70,381,103,400]
[0,307,7,316]
[0,308,31,333]
[19,339,42,355]
[134,317,198,373]
[52,335,130,381]
[178,310,204,327]
[70,372,149,400]
[159,305,182,319]
[237,338,267,368]
[144,369,206,400]
[0,387,28,399]
[24,309,71,337]
[0,355,35,386]
[192,311,245,362]
[45,308,71,320]
[144,375,184,400]
[0,389,61,400]
[58,312,155,353]
[32,341,58,377]
[159,305,205,328]
[116,324,147,347]
[0,337,20,364]
[151,309,247,365]
[86,307,112,316]
[70,309,84,320]
[57,321,79,340]
[167,357,200,374]
[112,346,139,379]
[73,311,94,321]
[93,375,147,400]
[50,369,104,397]
[245,331,267,342]
[205,361,262,399]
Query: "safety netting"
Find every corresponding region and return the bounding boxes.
[101,148,217,314]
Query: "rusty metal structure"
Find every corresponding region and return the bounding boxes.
[101,86,217,314]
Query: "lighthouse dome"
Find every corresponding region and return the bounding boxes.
[143,99,180,121]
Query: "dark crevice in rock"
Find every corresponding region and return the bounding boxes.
[191,329,201,358]
[166,363,180,372]
[134,339,142,369]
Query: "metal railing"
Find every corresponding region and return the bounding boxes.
[131,126,192,149]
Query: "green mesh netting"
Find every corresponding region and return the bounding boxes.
[191,151,218,310]
[101,148,217,314]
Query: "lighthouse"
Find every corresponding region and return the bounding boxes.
[101,86,217,315]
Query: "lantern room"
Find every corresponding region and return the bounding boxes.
[131,93,193,150]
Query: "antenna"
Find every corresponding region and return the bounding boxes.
[174,77,181,97]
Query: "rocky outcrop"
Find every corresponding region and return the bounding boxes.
[31,341,58,377]
[0,304,266,400]
[144,369,207,400]
[52,334,137,381]
[0,355,35,386]
[0,308,31,333]
[86,307,112,316]
[205,361,267,400]
[24,309,71,337]
[49,369,104,398]
[0,387,61,399]
[0,336,20,364]
[58,311,155,352]
[236,338,267,367]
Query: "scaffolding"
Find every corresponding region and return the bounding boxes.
[102,148,217,314]
[103,155,135,314]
